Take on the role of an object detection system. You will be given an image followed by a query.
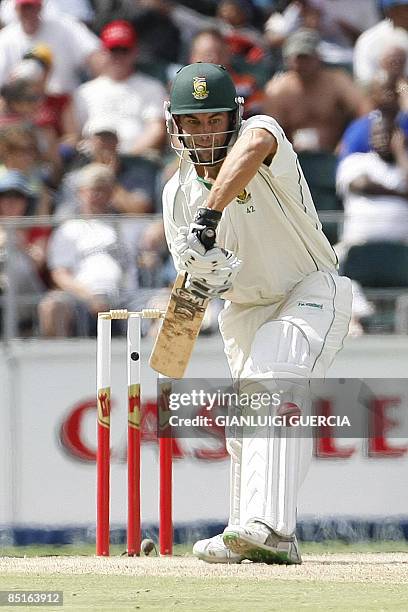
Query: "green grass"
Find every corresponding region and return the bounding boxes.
[0,574,405,611]
[2,540,408,557]
[1,542,407,611]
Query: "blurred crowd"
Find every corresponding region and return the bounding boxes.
[1,0,408,337]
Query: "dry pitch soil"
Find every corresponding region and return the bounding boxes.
[1,553,407,583]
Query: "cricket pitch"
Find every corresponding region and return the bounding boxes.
[0,553,407,611]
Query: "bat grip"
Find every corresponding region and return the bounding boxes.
[193,207,221,251]
[198,227,216,250]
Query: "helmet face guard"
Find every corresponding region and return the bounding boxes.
[166,63,244,166]
[165,102,244,165]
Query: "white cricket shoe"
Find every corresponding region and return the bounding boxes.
[223,520,302,565]
[193,533,244,564]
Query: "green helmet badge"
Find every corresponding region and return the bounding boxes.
[192,77,209,100]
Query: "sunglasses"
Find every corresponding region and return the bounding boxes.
[109,46,132,54]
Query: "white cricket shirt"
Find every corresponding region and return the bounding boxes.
[163,115,337,306]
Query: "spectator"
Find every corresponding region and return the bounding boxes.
[0,67,63,183]
[137,216,170,287]
[264,29,366,152]
[336,116,408,249]
[380,44,408,84]
[126,0,183,83]
[339,73,408,161]
[93,0,212,53]
[378,45,408,111]
[12,44,77,144]
[92,1,183,84]
[56,119,154,217]
[0,170,46,334]
[0,124,51,215]
[265,0,321,48]
[217,0,261,33]
[336,115,408,331]
[0,78,44,128]
[190,28,265,117]
[0,0,102,96]
[216,0,270,78]
[265,0,380,68]
[0,0,95,25]
[354,0,408,86]
[73,20,167,157]
[167,1,218,17]
[91,0,134,32]
[38,163,135,337]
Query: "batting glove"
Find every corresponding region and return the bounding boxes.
[190,207,222,250]
[173,226,241,284]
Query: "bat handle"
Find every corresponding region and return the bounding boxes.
[198,227,216,251]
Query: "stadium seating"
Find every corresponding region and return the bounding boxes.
[342,242,408,332]
[297,151,342,245]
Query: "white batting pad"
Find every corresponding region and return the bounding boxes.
[233,320,313,536]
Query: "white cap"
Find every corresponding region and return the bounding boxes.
[11,59,45,81]
[83,116,118,138]
[77,163,115,188]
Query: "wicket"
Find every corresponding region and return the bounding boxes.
[96,308,173,557]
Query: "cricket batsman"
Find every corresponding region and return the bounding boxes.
[162,63,352,564]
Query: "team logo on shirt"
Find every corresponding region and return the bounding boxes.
[192,77,209,100]
[235,188,251,205]
[298,301,323,310]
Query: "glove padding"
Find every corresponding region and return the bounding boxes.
[186,275,232,300]
[173,226,241,298]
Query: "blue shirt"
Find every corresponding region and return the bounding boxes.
[338,111,408,161]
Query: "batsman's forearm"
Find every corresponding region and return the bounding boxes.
[206,128,276,212]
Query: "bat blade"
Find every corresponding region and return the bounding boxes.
[149,272,209,378]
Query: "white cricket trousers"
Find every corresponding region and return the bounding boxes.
[218,270,352,534]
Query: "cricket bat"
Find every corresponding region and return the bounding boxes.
[149,271,210,378]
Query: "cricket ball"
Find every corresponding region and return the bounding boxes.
[141,538,155,556]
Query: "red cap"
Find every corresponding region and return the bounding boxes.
[100,20,136,50]
[15,0,42,6]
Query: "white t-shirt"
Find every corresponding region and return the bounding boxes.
[163,115,337,306]
[354,19,408,85]
[48,219,132,297]
[0,0,94,24]
[0,15,100,94]
[74,74,167,154]
[336,151,408,244]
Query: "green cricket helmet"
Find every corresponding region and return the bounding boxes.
[165,63,244,165]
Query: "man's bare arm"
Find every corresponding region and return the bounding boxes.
[335,70,368,117]
[51,268,107,313]
[206,128,277,213]
[263,78,290,132]
[349,175,408,197]
[112,185,152,214]
[132,119,166,157]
